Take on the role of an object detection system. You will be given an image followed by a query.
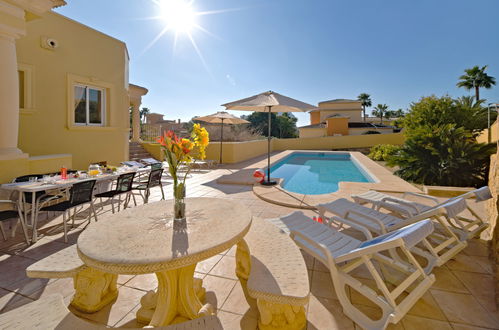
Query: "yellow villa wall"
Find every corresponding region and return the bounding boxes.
[0,154,73,183]
[477,119,499,144]
[205,140,271,163]
[326,117,349,136]
[15,12,130,170]
[299,128,327,138]
[273,133,405,151]
[144,133,405,165]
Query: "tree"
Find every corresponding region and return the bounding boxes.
[275,113,298,138]
[243,112,298,138]
[140,107,151,123]
[357,93,372,122]
[372,104,389,124]
[457,65,496,101]
[388,125,495,187]
[403,95,494,137]
[388,95,497,187]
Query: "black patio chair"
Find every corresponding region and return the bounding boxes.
[0,200,30,245]
[38,180,97,243]
[95,172,136,213]
[131,168,165,204]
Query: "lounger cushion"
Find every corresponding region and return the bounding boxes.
[357,219,434,250]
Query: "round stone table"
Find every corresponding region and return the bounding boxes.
[77,197,252,326]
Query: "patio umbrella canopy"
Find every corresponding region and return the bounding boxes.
[222,91,315,185]
[195,111,249,164]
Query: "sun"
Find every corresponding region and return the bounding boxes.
[157,0,196,33]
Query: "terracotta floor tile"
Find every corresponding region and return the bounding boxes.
[209,256,238,280]
[311,270,338,300]
[450,323,494,330]
[307,295,355,330]
[404,291,447,321]
[118,274,135,285]
[202,275,237,310]
[113,304,142,328]
[401,315,452,330]
[351,304,403,330]
[0,288,34,313]
[30,277,75,300]
[220,282,258,317]
[452,271,495,306]
[472,256,494,274]
[301,250,315,271]
[461,239,489,257]
[195,254,223,274]
[430,289,499,329]
[430,266,469,294]
[217,310,258,330]
[123,273,158,292]
[445,254,489,274]
[70,286,144,327]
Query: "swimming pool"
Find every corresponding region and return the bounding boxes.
[269,152,375,195]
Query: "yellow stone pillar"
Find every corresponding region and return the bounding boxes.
[130,100,142,142]
[0,2,26,159]
[129,84,148,142]
[0,0,66,161]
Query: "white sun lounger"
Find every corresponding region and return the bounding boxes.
[270,211,435,330]
[317,198,469,269]
[351,187,491,237]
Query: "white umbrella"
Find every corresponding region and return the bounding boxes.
[195,111,249,164]
[222,90,315,185]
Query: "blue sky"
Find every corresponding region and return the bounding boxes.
[55,0,499,127]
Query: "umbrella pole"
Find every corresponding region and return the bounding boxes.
[262,106,277,185]
[220,119,224,164]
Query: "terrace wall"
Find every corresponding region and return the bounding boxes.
[489,151,499,308]
[272,132,405,151]
[477,119,499,144]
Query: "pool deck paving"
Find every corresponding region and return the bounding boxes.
[0,151,496,329]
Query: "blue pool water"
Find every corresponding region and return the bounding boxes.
[269,152,374,195]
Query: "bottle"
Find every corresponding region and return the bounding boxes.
[61,166,67,180]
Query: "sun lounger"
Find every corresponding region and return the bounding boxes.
[317,198,470,269]
[352,187,491,228]
[271,211,435,330]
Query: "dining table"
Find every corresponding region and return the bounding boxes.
[76,197,252,326]
[0,167,151,243]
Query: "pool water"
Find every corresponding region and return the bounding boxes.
[269,152,374,195]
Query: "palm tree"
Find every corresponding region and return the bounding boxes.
[457,65,496,101]
[140,107,151,123]
[358,93,372,122]
[372,104,389,124]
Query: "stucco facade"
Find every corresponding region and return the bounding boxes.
[300,99,393,138]
[16,11,131,169]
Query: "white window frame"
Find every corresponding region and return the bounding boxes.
[74,84,106,126]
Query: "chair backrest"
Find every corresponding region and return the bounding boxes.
[70,180,96,206]
[146,169,163,188]
[13,174,43,183]
[116,172,135,192]
[141,158,161,165]
[150,163,162,170]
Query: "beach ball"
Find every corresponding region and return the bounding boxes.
[253,169,265,183]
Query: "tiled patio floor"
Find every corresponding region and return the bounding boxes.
[0,156,497,329]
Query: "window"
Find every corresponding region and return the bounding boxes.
[74,85,105,125]
[18,71,25,109]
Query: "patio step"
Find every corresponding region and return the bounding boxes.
[129,142,155,161]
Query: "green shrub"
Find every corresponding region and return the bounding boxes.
[388,125,496,187]
[362,130,381,135]
[368,144,401,161]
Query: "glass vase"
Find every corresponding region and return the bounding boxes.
[173,184,186,221]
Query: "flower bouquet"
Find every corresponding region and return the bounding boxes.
[158,124,209,221]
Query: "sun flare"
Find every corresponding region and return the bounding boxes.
[158,0,196,33]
